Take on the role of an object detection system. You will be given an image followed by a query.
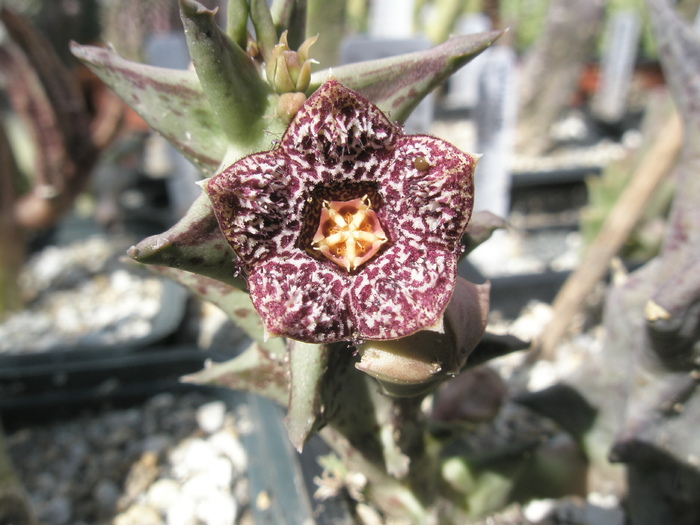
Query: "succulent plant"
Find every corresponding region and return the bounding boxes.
[70,0,527,520]
[605,3,700,522]
[519,1,700,523]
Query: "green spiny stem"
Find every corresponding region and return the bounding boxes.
[307,30,503,124]
[271,0,307,49]
[226,0,248,49]
[318,347,449,521]
[70,42,228,175]
[319,425,432,523]
[394,396,442,506]
[127,192,246,291]
[249,0,279,62]
[180,0,272,153]
[306,0,346,70]
[322,347,386,466]
[285,341,329,451]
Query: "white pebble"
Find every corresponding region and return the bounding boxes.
[524,499,556,522]
[210,457,234,488]
[196,401,227,434]
[31,247,64,285]
[196,491,238,525]
[209,431,247,473]
[147,478,181,511]
[114,504,163,525]
[588,492,620,509]
[166,496,197,525]
[170,438,219,479]
[182,473,218,500]
[527,359,558,392]
[110,269,135,292]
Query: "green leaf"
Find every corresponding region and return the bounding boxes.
[285,341,329,452]
[127,192,244,289]
[249,0,279,63]
[309,30,503,123]
[146,264,286,354]
[183,342,289,405]
[70,43,226,175]
[179,0,274,153]
[226,0,249,49]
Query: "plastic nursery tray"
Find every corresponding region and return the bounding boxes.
[0,274,189,383]
[489,270,571,320]
[0,344,208,425]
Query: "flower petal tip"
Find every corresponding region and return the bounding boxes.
[424,316,445,334]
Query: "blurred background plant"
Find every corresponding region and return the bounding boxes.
[0,3,126,320]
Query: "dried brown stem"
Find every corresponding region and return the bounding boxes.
[0,120,25,319]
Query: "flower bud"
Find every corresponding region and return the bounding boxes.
[356,278,490,397]
[276,92,307,123]
[265,31,318,94]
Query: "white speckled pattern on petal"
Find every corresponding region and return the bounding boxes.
[248,252,354,343]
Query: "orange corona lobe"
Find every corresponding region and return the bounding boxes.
[312,196,387,271]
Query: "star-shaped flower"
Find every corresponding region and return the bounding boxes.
[203,79,477,344]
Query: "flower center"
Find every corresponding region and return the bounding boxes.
[311,195,387,271]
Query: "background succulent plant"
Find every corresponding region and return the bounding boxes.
[594,2,700,521]
[520,2,700,523]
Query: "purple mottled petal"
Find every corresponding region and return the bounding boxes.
[381,135,476,250]
[281,79,399,164]
[351,242,456,340]
[248,252,355,343]
[203,151,300,266]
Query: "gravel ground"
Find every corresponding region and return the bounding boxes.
[6,391,252,525]
[0,235,184,355]
[5,387,626,525]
